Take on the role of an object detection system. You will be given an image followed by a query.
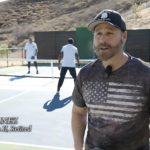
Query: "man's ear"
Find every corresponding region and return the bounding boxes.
[122,31,127,44]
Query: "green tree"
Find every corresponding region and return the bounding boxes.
[0,44,11,55]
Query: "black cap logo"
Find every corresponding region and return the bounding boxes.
[98,12,111,21]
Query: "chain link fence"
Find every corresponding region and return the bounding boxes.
[0,47,25,68]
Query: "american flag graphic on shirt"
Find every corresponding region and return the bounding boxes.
[82,81,147,123]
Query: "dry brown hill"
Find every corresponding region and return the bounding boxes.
[0,0,148,47]
[125,6,150,29]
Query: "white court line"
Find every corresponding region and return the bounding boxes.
[0,90,31,104]
[0,141,74,150]
[0,85,74,92]
[43,78,54,87]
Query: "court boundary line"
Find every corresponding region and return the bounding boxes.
[0,90,31,104]
[0,75,74,79]
[0,66,53,79]
[0,141,74,150]
[43,79,54,87]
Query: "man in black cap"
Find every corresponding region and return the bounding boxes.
[57,38,80,93]
[71,9,150,150]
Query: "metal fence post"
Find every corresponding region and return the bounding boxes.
[51,59,54,80]
[22,48,23,65]
[7,49,8,67]
[149,29,150,63]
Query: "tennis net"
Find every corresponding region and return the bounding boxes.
[0,58,95,78]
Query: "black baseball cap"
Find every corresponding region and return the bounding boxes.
[88,9,126,32]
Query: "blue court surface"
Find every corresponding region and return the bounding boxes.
[0,66,82,150]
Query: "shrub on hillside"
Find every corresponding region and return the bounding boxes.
[131,2,145,18]
[0,35,7,41]
[0,44,11,55]
[12,25,34,40]
[8,39,18,48]
[77,22,87,27]
[0,26,14,34]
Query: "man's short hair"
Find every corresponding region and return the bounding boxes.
[68,38,74,44]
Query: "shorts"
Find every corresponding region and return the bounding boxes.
[27,56,37,62]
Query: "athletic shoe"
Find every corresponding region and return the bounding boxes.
[27,71,30,74]
[36,71,39,74]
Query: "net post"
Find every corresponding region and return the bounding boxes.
[7,49,8,67]
[22,48,23,65]
[51,59,54,79]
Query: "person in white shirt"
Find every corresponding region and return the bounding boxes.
[24,37,39,74]
[57,38,80,93]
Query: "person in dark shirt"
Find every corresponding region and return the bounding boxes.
[71,9,150,150]
[57,38,80,93]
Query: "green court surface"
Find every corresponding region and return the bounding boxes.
[0,143,73,150]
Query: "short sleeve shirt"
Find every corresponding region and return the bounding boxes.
[24,42,37,59]
[61,44,78,68]
[72,54,150,150]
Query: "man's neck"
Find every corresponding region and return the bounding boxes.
[102,51,129,72]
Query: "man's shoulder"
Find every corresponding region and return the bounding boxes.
[64,44,77,49]
[32,42,37,45]
[24,43,29,48]
[69,44,77,50]
[72,45,77,49]
[62,45,67,48]
[131,55,150,69]
[79,59,100,76]
[129,56,150,77]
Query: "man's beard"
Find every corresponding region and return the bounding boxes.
[93,39,123,61]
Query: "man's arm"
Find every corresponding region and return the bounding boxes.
[75,53,80,67]
[58,52,63,70]
[24,50,26,59]
[24,44,27,59]
[35,49,38,56]
[35,43,38,56]
[72,104,88,150]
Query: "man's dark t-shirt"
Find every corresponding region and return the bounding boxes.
[72,55,150,150]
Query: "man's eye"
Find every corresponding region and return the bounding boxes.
[97,32,101,35]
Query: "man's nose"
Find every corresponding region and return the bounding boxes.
[99,35,107,44]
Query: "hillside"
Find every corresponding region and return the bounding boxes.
[125,6,150,29]
[0,0,149,47]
